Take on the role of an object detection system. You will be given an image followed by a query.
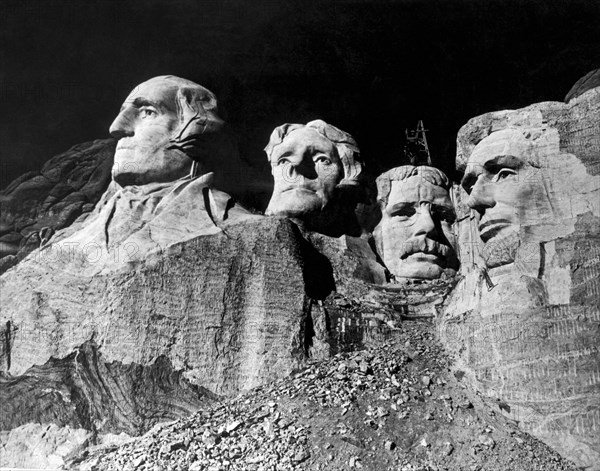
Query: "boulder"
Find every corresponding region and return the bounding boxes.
[439,82,600,468]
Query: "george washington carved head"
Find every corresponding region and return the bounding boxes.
[109,75,225,186]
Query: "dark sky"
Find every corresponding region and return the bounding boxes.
[1,0,599,189]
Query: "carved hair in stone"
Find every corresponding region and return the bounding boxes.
[264,119,367,236]
[374,165,458,280]
[109,75,231,186]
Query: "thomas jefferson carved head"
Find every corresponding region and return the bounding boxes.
[264,120,366,236]
[374,165,458,279]
[109,75,225,186]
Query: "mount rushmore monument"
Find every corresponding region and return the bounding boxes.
[0,73,598,469]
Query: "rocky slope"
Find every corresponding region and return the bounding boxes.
[0,139,116,274]
[73,319,577,471]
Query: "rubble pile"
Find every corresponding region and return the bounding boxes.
[77,321,576,471]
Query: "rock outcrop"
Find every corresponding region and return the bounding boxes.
[565,68,600,103]
[439,83,600,468]
[0,139,115,274]
[0,217,334,446]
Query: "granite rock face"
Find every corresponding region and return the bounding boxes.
[565,68,600,103]
[0,423,94,470]
[0,217,331,438]
[0,139,115,273]
[440,85,600,468]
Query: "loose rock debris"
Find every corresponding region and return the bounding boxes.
[77,321,577,471]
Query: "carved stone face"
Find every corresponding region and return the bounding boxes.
[109,77,192,186]
[265,127,344,217]
[462,129,550,268]
[376,173,456,279]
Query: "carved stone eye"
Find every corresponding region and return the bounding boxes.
[140,107,157,118]
[494,168,517,182]
[314,155,332,165]
[390,207,416,220]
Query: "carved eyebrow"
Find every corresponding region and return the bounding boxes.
[387,201,415,213]
[483,155,525,172]
[462,154,524,191]
[119,98,162,113]
[276,150,294,160]
[131,97,161,109]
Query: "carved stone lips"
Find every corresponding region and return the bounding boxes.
[282,187,317,194]
[404,253,442,264]
[399,240,449,260]
[479,219,512,243]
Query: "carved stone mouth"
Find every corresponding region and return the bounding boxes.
[282,187,316,194]
[399,241,450,260]
[402,253,443,264]
[479,219,512,243]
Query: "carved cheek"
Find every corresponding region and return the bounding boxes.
[317,165,340,193]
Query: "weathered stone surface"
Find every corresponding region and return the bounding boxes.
[439,84,600,468]
[305,231,386,293]
[373,166,458,280]
[0,138,115,273]
[0,217,331,436]
[75,321,579,471]
[264,120,370,237]
[565,68,600,103]
[0,423,93,469]
[0,341,218,436]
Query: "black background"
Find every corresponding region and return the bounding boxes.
[1,0,599,189]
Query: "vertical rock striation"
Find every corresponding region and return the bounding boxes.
[439,83,600,468]
[0,217,332,439]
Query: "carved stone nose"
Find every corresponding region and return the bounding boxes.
[109,112,134,139]
[412,206,437,237]
[466,176,496,213]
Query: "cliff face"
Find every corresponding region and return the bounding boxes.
[0,139,115,274]
[0,217,331,437]
[439,85,600,469]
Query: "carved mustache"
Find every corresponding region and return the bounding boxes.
[399,238,450,260]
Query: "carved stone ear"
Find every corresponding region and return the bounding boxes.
[170,87,225,156]
[173,88,206,142]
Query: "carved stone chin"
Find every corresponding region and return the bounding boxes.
[374,166,458,280]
